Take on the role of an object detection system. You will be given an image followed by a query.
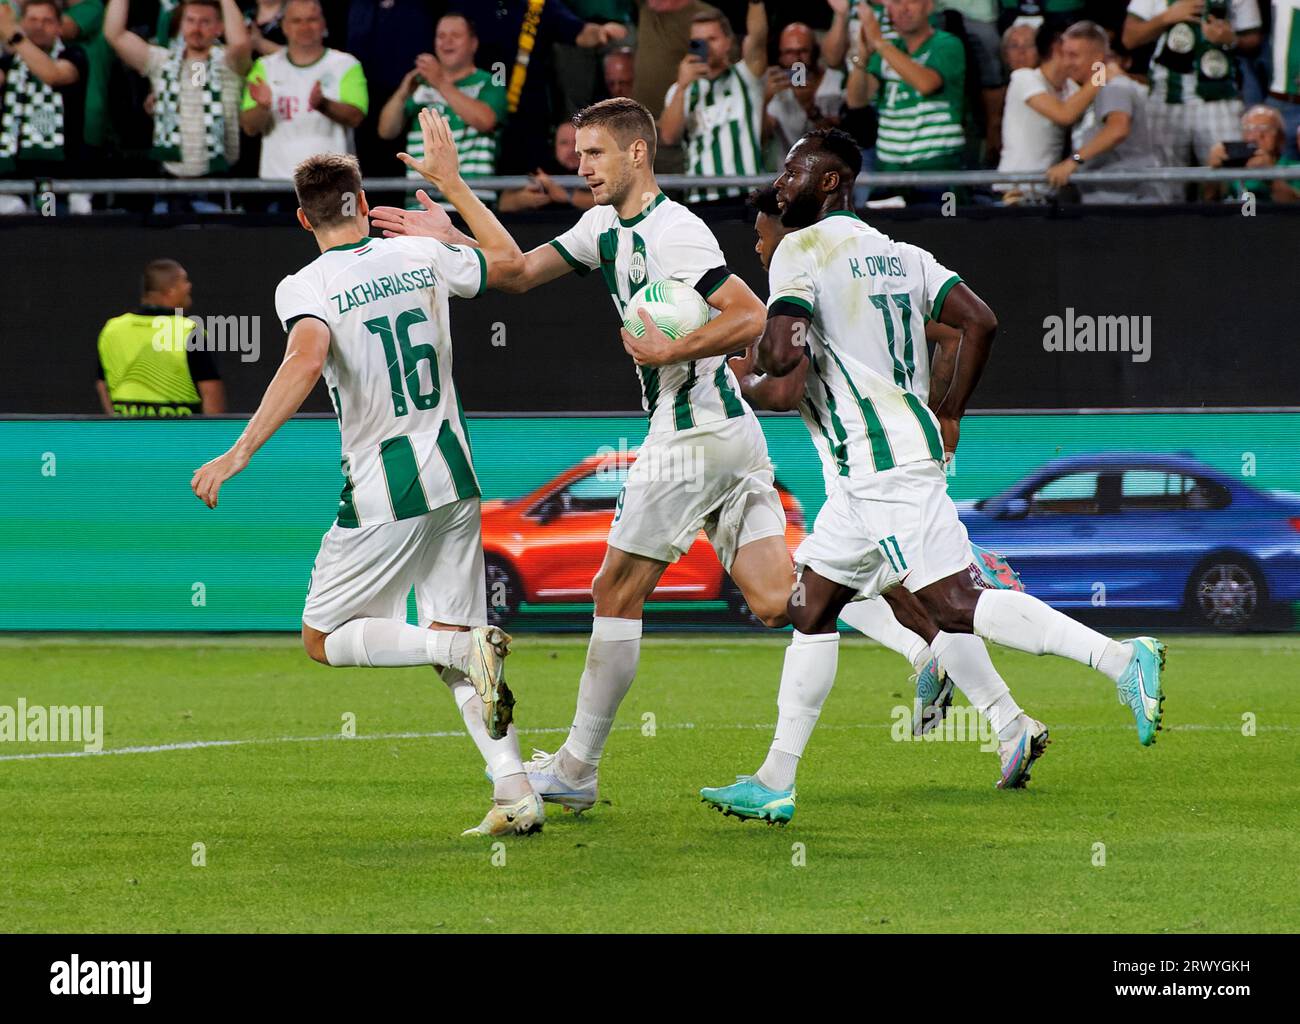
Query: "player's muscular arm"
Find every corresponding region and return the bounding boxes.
[621,276,765,365]
[756,308,811,377]
[928,284,996,452]
[190,319,329,509]
[736,354,809,412]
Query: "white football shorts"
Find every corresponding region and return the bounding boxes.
[795,458,971,599]
[607,414,787,571]
[302,497,487,633]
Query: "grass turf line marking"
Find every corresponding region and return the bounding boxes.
[0,720,1291,763]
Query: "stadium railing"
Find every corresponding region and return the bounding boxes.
[4,166,1298,197]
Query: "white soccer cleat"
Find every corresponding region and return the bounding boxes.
[466,625,514,740]
[460,792,545,837]
[997,715,1050,789]
[488,748,599,814]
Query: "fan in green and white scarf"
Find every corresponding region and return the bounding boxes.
[150,41,229,172]
[0,38,67,172]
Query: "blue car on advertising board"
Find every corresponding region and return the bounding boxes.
[957,453,1300,630]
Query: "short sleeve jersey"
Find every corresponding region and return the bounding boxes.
[241,48,368,180]
[274,236,487,528]
[548,192,751,437]
[767,211,958,479]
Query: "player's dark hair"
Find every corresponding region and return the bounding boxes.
[141,259,184,298]
[294,153,363,229]
[746,185,782,218]
[572,97,658,163]
[801,127,863,185]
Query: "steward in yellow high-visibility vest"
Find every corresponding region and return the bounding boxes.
[95,259,226,417]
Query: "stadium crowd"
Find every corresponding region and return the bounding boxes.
[2,0,1299,209]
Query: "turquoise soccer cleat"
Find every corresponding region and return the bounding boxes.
[1116,637,1167,746]
[912,657,954,736]
[700,776,795,824]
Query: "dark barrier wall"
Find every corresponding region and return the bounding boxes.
[2,209,1296,413]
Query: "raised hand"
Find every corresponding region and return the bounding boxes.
[369,189,457,239]
[397,108,460,189]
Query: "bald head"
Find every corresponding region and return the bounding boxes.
[604,47,634,98]
[778,23,815,70]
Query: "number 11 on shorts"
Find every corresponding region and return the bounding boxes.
[878,534,906,572]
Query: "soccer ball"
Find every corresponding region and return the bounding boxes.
[621,279,711,340]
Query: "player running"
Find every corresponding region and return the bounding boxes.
[373,98,800,815]
[700,130,1167,823]
[190,128,542,837]
[738,183,1029,744]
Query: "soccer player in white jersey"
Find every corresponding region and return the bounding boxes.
[736,182,1031,747]
[189,129,544,837]
[700,130,1168,824]
[373,98,801,814]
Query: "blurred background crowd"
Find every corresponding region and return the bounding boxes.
[2,0,1298,211]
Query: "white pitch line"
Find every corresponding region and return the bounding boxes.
[0,720,1292,763]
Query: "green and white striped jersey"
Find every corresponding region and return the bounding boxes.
[549,192,750,437]
[767,211,958,479]
[404,69,506,203]
[663,62,765,201]
[867,30,966,170]
[1271,0,1300,95]
[274,236,486,528]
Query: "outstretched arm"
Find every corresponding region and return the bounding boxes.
[191,318,329,508]
[104,0,152,74]
[398,108,525,290]
[369,189,574,293]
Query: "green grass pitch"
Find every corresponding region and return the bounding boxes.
[0,634,1296,933]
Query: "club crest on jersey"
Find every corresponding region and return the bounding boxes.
[629,251,647,286]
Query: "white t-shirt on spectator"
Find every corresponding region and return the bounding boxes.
[244,48,367,180]
[997,67,1065,182]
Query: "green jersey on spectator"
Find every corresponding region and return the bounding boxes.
[403,68,506,206]
[868,29,966,171]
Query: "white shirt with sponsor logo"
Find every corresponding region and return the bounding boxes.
[767,211,957,479]
[274,236,485,527]
[244,48,367,180]
[550,192,753,437]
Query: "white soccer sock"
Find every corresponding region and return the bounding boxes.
[754,630,840,792]
[561,616,642,775]
[441,668,530,803]
[837,596,930,671]
[973,590,1129,682]
[323,618,435,667]
[929,631,1022,740]
[427,628,475,674]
